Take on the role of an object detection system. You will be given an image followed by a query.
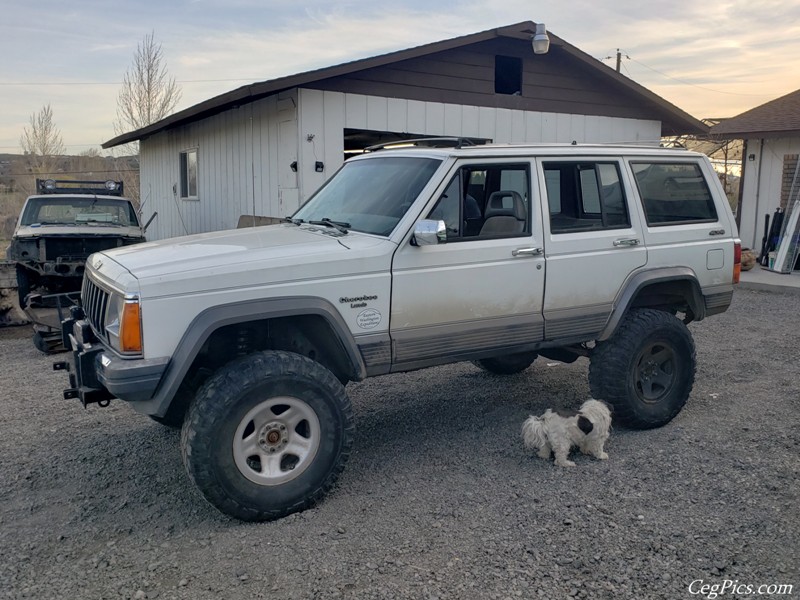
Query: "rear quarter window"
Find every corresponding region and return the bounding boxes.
[630,162,718,226]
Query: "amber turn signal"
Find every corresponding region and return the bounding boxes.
[121,301,142,353]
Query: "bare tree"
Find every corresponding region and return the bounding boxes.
[115,31,181,136]
[20,103,65,178]
[113,31,181,205]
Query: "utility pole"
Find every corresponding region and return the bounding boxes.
[603,49,629,72]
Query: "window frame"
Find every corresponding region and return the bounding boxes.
[179,148,199,200]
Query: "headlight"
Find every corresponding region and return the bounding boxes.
[104,294,142,355]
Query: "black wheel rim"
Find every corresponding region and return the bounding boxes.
[634,342,676,403]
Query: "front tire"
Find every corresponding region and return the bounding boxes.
[181,350,354,521]
[473,351,537,375]
[589,309,695,429]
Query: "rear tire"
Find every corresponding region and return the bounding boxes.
[181,350,354,521]
[473,351,537,375]
[589,309,695,429]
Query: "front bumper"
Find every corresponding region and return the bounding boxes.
[56,315,168,407]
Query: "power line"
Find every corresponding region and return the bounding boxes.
[625,56,775,97]
[0,77,259,86]
[0,144,106,149]
[599,51,777,98]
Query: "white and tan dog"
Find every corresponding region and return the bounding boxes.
[522,400,611,467]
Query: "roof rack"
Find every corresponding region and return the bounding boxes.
[35,178,125,197]
[364,137,486,152]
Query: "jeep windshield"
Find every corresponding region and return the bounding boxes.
[20,197,139,227]
[292,156,442,236]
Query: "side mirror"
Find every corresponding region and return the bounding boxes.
[412,219,446,246]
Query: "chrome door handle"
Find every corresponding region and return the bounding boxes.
[512,247,543,257]
[613,238,640,247]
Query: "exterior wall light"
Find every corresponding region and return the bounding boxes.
[532,23,550,55]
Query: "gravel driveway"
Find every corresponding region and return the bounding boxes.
[1,288,798,600]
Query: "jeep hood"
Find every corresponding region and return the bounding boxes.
[91,224,395,298]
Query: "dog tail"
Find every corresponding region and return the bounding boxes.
[521,416,548,450]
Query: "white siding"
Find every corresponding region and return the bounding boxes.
[139,91,298,241]
[739,137,800,251]
[140,88,661,240]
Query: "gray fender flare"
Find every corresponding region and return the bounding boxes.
[137,296,366,417]
[598,268,704,341]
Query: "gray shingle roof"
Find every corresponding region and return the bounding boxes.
[711,88,800,139]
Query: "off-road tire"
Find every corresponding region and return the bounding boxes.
[589,308,695,429]
[181,350,354,522]
[473,351,538,375]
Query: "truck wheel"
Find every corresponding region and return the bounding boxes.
[181,350,354,522]
[589,308,695,429]
[472,351,537,375]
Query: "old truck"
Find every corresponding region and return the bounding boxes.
[6,179,145,351]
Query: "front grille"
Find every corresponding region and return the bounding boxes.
[43,236,124,261]
[82,276,110,338]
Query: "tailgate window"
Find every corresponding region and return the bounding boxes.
[630,162,718,226]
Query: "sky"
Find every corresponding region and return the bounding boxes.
[1,0,799,155]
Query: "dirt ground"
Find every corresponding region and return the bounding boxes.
[0,288,798,600]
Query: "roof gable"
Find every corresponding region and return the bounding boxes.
[103,22,706,148]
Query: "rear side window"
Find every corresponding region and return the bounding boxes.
[631,162,718,226]
[543,161,630,233]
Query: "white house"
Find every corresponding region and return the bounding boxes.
[103,22,707,241]
[712,89,800,267]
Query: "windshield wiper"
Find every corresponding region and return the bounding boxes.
[284,216,304,225]
[82,219,124,226]
[308,218,350,234]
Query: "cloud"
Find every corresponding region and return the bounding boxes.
[0,0,799,148]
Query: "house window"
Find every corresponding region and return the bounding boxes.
[495,55,522,95]
[179,149,198,199]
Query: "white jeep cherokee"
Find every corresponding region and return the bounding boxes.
[57,141,740,521]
